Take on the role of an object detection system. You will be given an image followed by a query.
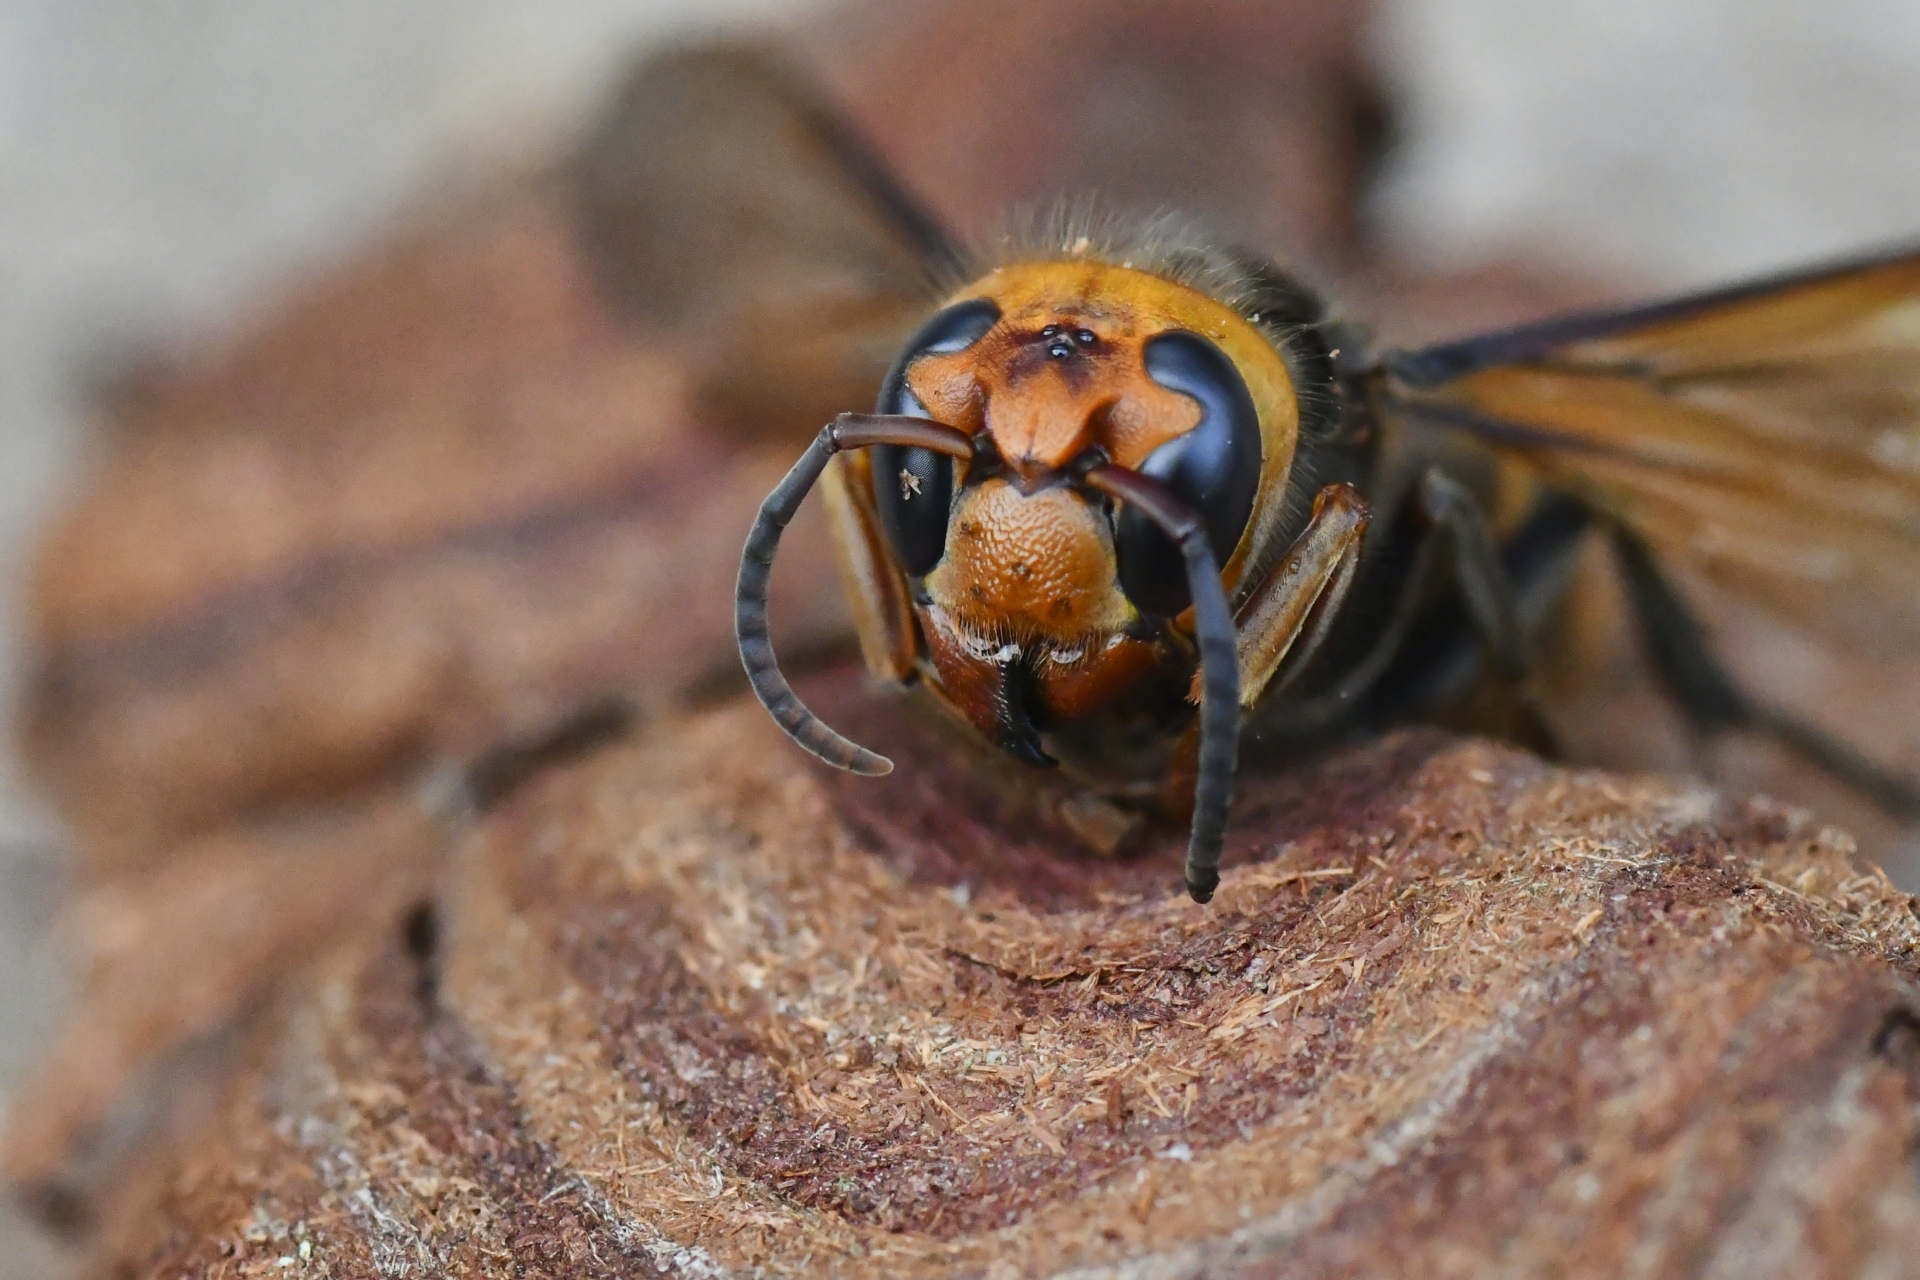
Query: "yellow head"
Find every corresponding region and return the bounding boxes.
[864,258,1302,756]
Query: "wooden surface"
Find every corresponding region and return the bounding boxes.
[7,0,1920,1275]
[118,686,1920,1276]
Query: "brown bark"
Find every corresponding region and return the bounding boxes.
[9,1,1919,1276]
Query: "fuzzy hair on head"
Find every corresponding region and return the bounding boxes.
[957,198,1316,326]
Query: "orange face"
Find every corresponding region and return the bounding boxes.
[870,260,1301,761]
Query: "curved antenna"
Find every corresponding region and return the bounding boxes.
[1079,464,1242,903]
[737,413,974,776]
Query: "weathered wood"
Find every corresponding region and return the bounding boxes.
[120,682,1920,1276]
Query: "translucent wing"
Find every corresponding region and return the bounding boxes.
[575,44,959,436]
[1380,246,1920,816]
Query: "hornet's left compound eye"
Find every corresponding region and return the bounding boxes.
[871,298,1001,576]
[1112,330,1264,617]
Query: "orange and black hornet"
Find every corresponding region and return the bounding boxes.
[699,63,1920,904]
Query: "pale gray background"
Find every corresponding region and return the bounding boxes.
[1,2,1917,1273]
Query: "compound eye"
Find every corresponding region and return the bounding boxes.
[1113,331,1264,617]
[871,298,1001,576]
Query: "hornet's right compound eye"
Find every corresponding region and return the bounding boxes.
[871,298,1001,576]
[1112,330,1264,617]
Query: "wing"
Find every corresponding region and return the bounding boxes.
[1377,244,1920,815]
[574,44,960,438]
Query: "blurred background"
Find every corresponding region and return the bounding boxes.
[1,1,1916,1271]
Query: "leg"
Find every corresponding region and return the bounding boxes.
[1263,476,1590,737]
[1164,482,1369,815]
[1218,481,1372,708]
[1611,530,1920,819]
[1416,470,1524,679]
[819,450,920,683]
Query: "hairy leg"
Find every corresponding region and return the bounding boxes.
[819,450,920,683]
[1611,530,1920,819]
